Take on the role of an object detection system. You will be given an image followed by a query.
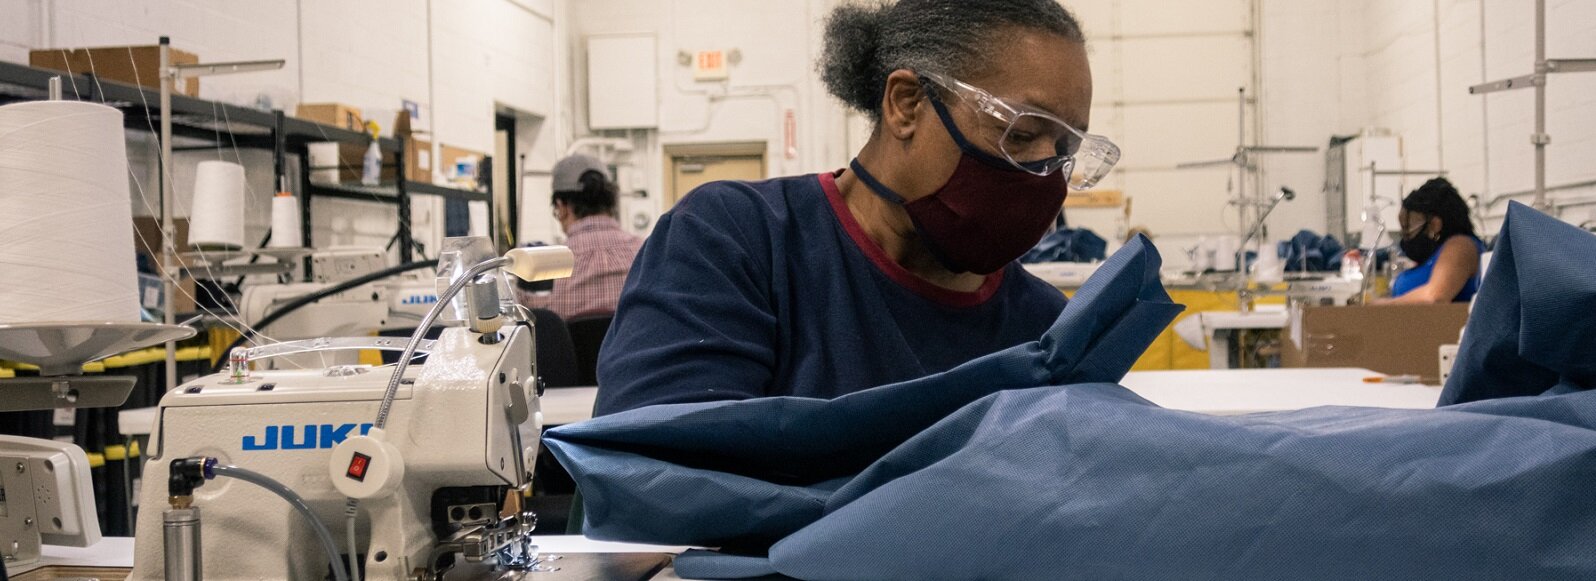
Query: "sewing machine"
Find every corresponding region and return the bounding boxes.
[238,246,442,370]
[0,436,101,573]
[128,239,574,580]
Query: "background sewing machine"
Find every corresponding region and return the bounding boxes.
[238,247,445,370]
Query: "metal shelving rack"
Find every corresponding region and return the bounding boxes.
[0,59,492,270]
[1468,0,1596,211]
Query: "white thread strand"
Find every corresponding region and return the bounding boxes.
[103,45,297,357]
[0,101,141,324]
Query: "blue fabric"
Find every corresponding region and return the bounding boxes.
[594,173,1068,415]
[757,386,1596,581]
[1020,227,1108,264]
[1279,229,1345,272]
[548,207,1596,579]
[1440,202,1596,404]
[546,235,1180,545]
[1391,235,1485,301]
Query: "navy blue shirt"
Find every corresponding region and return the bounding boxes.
[594,171,1068,415]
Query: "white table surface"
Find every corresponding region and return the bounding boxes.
[16,536,137,573]
[26,536,694,578]
[1121,368,1440,414]
[537,369,1440,425]
[542,386,599,426]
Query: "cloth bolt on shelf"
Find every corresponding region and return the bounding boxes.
[546,217,1596,580]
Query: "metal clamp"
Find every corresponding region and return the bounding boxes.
[228,337,439,377]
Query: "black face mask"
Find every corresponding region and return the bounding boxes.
[1401,233,1442,263]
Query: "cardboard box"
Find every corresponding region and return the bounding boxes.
[30,45,200,96]
[438,144,486,185]
[404,137,432,183]
[391,110,432,182]
[295,103,365,132]
[132,217,197,314]
[1281,303,1470,382]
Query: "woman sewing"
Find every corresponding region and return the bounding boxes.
[593,0,1119,415]
[1381,178,1484,304]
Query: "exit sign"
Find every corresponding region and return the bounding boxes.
[694,50,729,81]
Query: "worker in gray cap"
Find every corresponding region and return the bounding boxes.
[517,154,643,321]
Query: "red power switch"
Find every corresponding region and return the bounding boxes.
[346,452,371,482]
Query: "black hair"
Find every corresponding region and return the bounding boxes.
[819,0,1085,120]
[1401,177,1476,240]
[552,170,618,218]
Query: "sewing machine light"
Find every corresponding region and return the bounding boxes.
[328,427,405,499]
[503,246,575,283]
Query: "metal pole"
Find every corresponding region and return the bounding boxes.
[1235,87,1250,311]
[1363,160,1379,303]
[159,37,178,391]
[1532,0,1548,210]
[397,137,414,262]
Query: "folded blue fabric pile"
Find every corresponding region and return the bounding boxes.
[1020,227,1107,264]
[1279,229,1344,272]
[546,211,1596,580]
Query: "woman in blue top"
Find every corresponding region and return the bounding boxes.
[594,0,1120,415]
[1382,178,1484,304]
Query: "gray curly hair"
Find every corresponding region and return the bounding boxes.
[819,0,1086,121]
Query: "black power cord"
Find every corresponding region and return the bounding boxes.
[211,259,440,373]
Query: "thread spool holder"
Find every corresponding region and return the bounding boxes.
[156,38,285,390]
[0,321,196,412]
[178,247,309,279]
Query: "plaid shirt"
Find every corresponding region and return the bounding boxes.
[517,215,643,320]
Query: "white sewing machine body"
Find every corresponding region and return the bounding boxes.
[129,324,542,580]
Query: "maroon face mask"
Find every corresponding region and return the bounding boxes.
[850,94,1069,275]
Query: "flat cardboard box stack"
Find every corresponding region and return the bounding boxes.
[294,103,366,132]
[1281,303,1470,382]
[30,45,201,96]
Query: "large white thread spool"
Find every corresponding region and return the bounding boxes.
[188,160,247,250]
[0,100,141,324]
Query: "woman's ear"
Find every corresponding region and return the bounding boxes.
[1427,215,1444,239]
[879,69,926,141]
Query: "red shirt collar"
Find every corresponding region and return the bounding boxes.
[819,170,1004,308]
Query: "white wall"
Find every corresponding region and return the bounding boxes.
[0,0,560,261]
[1075,0,1596,267]
[1064,0,1268,268]
[1261,0,1596,241]
[549,0,850,244]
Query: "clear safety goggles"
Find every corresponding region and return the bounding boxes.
[919,71,1120,188]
